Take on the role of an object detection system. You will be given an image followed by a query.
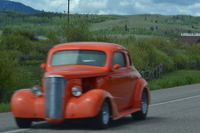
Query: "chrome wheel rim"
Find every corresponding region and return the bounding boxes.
[102,102,109,124]
[142,93,148,114]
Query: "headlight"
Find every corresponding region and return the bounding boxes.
[72,86,82,97]
[31,86,42,96]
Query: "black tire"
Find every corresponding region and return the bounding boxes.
[93,100,110,129]
[132,90,148,120]
[15,117,32,128]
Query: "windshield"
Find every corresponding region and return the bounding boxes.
[51,50,106,67]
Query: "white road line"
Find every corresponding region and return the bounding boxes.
[1,129,29,133]
[150,95,200,107]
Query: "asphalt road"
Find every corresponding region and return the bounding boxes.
[1,83,200,133]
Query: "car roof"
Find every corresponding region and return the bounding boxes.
[52,42,127,52]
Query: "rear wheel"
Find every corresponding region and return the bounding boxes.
[93,100,110,129]
[132,90,148,120]
[15,117,32,128]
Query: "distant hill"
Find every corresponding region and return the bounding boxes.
[0,0,40,14]
[0,9,199,38]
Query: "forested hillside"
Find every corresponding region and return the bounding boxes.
[92,14,200,38]
[0,0,40,14]
[0,10,200,38]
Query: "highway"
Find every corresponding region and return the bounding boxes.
[1,83,200,133]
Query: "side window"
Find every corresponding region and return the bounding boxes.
[112,52,126,67]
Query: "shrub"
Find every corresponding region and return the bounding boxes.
[17,29,38,41]
[1,33,47,61]
[0,50,19,103]
[22,60,43,66]
[1,27,13,36]
[2,27,38,41]
[172,51,189,69]
[46,31,62,45]
[1,34,32,53]
[189,43,200,61]
[63,21,93,42]
[124,38,173,71]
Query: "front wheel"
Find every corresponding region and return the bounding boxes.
[15,117,32,128]
[93,100,110,129]
[132,90,148,120]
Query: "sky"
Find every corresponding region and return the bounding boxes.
[11,0,200,16]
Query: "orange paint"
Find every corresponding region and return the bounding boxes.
[11,42,150,125]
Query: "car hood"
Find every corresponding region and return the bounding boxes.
[45,65,108,79]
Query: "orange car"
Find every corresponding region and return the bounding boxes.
[11,42,150,129]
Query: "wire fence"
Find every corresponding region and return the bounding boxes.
[1,61,200,104]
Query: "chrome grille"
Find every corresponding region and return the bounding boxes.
[45,75,66,119]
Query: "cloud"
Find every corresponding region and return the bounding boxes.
[119,1,131,6]
[178,3,200,16]
[10,0,200,16]
[152,0,200,6]
[73,0,108,14]
[79,0,108,9]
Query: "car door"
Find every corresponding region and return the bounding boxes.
[108,50,134,110]
[124,51,141,106]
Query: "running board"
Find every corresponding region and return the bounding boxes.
[113,108,141,120]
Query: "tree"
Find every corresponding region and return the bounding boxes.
[63,21,92,42]
[125,24,128,31]
[192,25,195,29]
[150,27,154,31]
[155,26,158,30]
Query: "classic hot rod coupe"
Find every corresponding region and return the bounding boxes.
[11,42,150,129]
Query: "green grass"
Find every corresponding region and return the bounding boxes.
[149,69,200,90]
[0,103,10,113]
[1,69,200,113]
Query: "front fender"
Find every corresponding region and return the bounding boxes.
[11,89,45,118]
[65,89,118,119]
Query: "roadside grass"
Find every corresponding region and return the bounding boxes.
[0,69,200,112]
[149,69,200,90]
[0,103,10,113]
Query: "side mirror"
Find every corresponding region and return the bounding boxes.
[40,63,46,70]
[113,64,120,69]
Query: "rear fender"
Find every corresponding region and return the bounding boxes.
[65,89,118,119]
[129,78,150,108]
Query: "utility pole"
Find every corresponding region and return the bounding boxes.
[68,0,70,23]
